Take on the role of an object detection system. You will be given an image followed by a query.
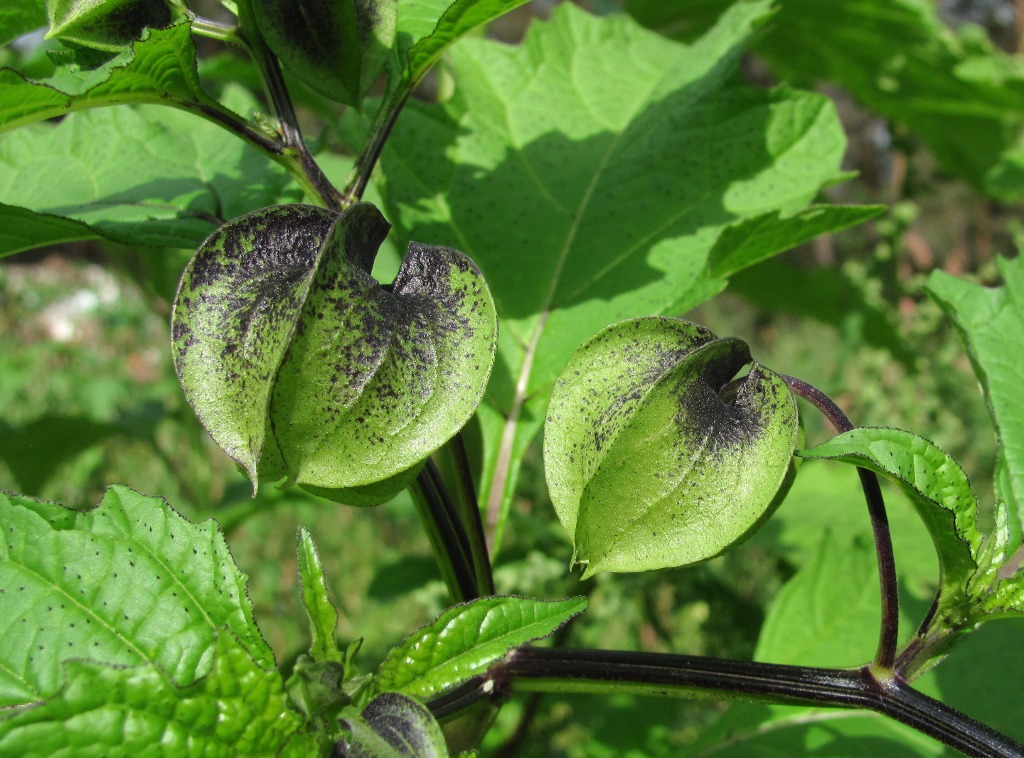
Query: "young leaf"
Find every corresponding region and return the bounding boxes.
[0,485,272,707]
[172,201,498,491]
[1,21,227,132]
[0,633,318,757]
[375,595,587,700]
[544,318,799,577]
[297,527,345,664]
[377,1,877,549]
[46,0,175,52]
[251,0,397,107]
[0,103,301,255]
[339,692,448,758]
[403,0,530,87]
[797,427,981,617]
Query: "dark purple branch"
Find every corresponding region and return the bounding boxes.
[780,374,899,672]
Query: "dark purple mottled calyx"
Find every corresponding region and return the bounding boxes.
[172,201,497,495]
[172,204,338,487]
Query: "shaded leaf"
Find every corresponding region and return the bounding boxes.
[253,0,396,107]
[0,104,301,254]
[632,0,1024,201]
[377,2,870,550]
[173,202,498,491]
[0,633,316,757]
[0,204,99,259]
[728,260,912,368]
[927,256,1024,552]
[297,527,344,664]
[0,21,225,132]
[340,692,448,758]
[545,318,798,576]
[375,595,586,700]
[0,485,272,707]
[46,0,175,52]
[757,533,880,668]
[0,0,47,48]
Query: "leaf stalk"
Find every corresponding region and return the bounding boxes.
[780,374,900,672]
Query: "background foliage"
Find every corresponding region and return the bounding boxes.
[2,0,1023,754]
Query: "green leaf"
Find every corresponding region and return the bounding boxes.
[403,0,530,87]
[297,527,344,664]
[1,21,224,132]
[0,203,100,259]
[0,104,300,254]
[926,257,1024,549]
[0,485,273,707]
[0,633,317,757]
[748,459,939,602]
[377,2,868,550]
[46,0,174,52]
[375,595,586,700]
[545,318,798,577]
[707,204,886,279]
[749,0,1024,201]
[925,258,1024,616]
[797,427,981,620]
[252,0,397,107]
[688,703,946,757]
[757,533,880,668]
[0,0,47,48]
[172,202,498,491]
[340,692,448,758]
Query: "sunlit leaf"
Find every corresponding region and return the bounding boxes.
[375,595,586,700]
[0,485,272,706]
[0,21,224,132]
[927,257,1024,552]
[0,633,316,757]
[297,527,344,664]
[0,102,300,254]
[797,427,981,619]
